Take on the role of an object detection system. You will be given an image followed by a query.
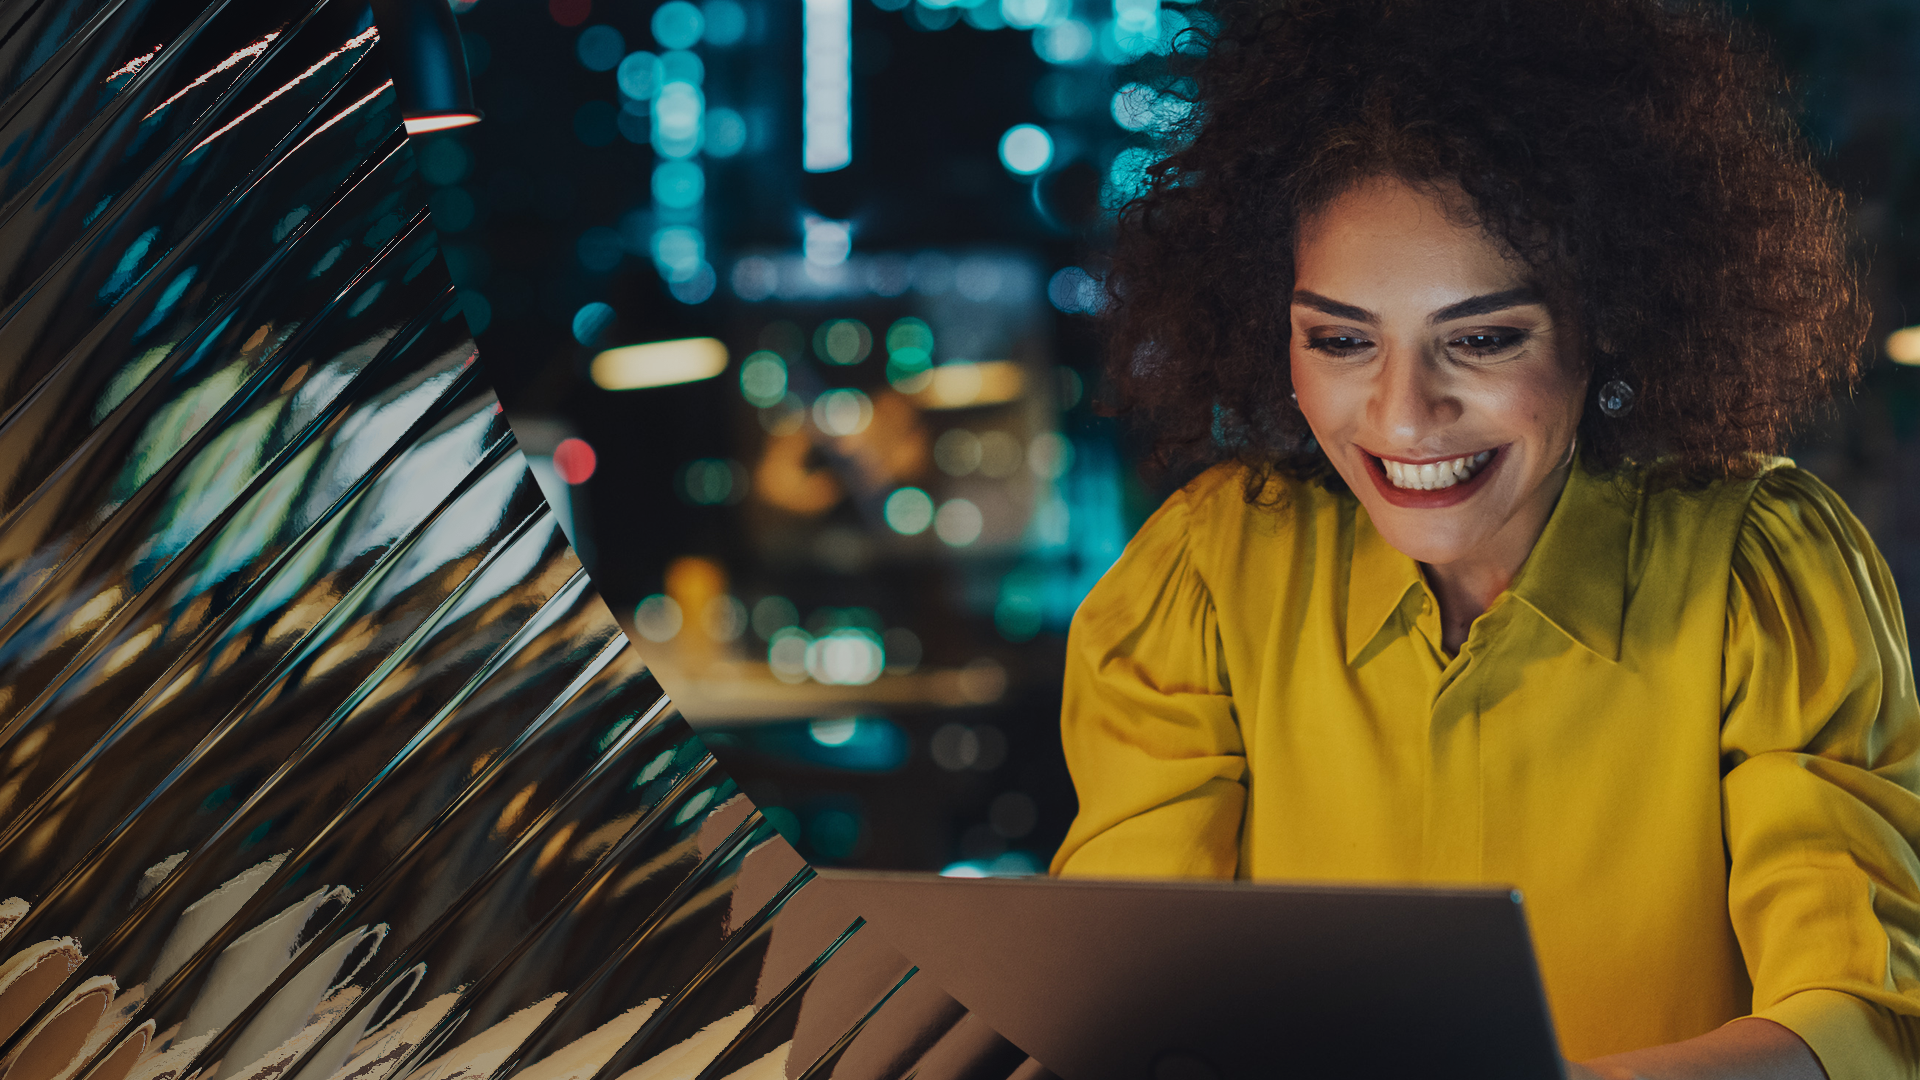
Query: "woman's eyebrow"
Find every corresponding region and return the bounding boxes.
[1427,287,1542,323]
[1291,290,1376,322]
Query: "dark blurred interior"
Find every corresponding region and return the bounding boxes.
[430,0,1920,873]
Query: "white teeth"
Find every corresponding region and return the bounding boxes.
[1381,451,1494,491]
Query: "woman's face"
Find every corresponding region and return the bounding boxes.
[1289,176,1588,572]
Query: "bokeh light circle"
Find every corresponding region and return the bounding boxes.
[935,498,984,546]
[652,1,705,48]
[884,488,935,535]
[553,437,598,484]
[998,124,1054,175]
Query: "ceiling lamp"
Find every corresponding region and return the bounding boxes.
[369,0,482,135]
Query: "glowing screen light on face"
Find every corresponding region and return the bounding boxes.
[803,0,852,171]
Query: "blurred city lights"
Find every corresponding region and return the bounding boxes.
[739,351,789,406]
[883,487,935,534]
[804,216,852,266]
[1034,19,1093,63]
[652,80,704,157]
[806,628,885,685]
[978,430,1023,476]
[617,51,661,99]
[651,226,704,281]
[576,25,625,70]
[553,437,598,483]
[768,626,812,682]
[810,717,859,745]
[998,124,1054,175]
[680,458,747,504]
[935,497,984,546]
[589,336,728,390]
[1001,0,1052,29]
[934,429,983,475]
[752,595,800,639]
[886,316,934,357]
[706,107,747,156]
[1114,0,1158,37]
[1028,431,1075,478]
[1888,326,1920,365]
[703,0,748,44]
[660,49,704,84]
[813,388,874,436]
[705,594,749,640]
[1104,146,1158,208]
[1111,81,1189,132]
[549,0,591,27]
[651,159,705,207]
[635,593,684,642]
[571,301,615,345]
[803,0,853,171]
[652,0,705,48]
[813,318,872,364]
[910,360,1025,409]
[668,264,717,304]
[1048,265,1103,313]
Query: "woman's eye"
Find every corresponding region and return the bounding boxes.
[1450,330,1529,354]
[1307,335,1371,355]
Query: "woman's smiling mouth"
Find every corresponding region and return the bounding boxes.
[1378,450,1494,491]
[1361,447,1505,509]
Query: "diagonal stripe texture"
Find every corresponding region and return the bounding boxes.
[0,2,1046,1079]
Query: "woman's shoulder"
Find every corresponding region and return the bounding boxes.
[1727,463,1885,594]
[1090,462,1343,609]
[1166,461,1346,537]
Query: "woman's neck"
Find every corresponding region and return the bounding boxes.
[1421,465,1575,655]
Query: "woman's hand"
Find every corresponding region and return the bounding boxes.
[1564,1018,1827,1080]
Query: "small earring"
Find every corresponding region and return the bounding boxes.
[1597,379,1635,418]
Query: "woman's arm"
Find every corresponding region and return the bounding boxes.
[1568,1018,1826,1080]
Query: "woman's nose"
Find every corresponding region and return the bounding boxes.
[1367,346,1462,442]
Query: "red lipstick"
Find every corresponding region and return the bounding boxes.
[1361,447,1505,509]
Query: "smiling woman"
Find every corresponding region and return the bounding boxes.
[1055,1,1919,1078]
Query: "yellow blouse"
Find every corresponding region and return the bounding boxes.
[1051,459,1920,1076]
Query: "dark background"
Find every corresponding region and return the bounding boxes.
[428,0,1920,873]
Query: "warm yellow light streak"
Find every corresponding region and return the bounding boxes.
[189,27,380,154]
[589,338,729,390]
[143,32,281,120]
[907,361,1025,409]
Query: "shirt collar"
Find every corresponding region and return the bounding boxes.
[1345,501,1425,664]
[1505,459,1635,663]
[1343,459,1636,665]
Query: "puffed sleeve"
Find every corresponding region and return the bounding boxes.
[1049,489,1246,879]
[1722,467,1920,1078]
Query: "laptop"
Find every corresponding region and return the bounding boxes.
[811,871,1566,1080]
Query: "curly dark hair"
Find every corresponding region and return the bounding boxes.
[1102,0,1869,488]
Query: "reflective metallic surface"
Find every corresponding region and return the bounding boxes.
[0,2,1043,1078]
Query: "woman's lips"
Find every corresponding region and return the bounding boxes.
[1361,446,1505,509]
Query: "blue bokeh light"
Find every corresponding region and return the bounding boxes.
[575,25,625,70]
[652,160,706,208]
[571,301,616,346]
[998,124,1054,175]
[652,1,705,49]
